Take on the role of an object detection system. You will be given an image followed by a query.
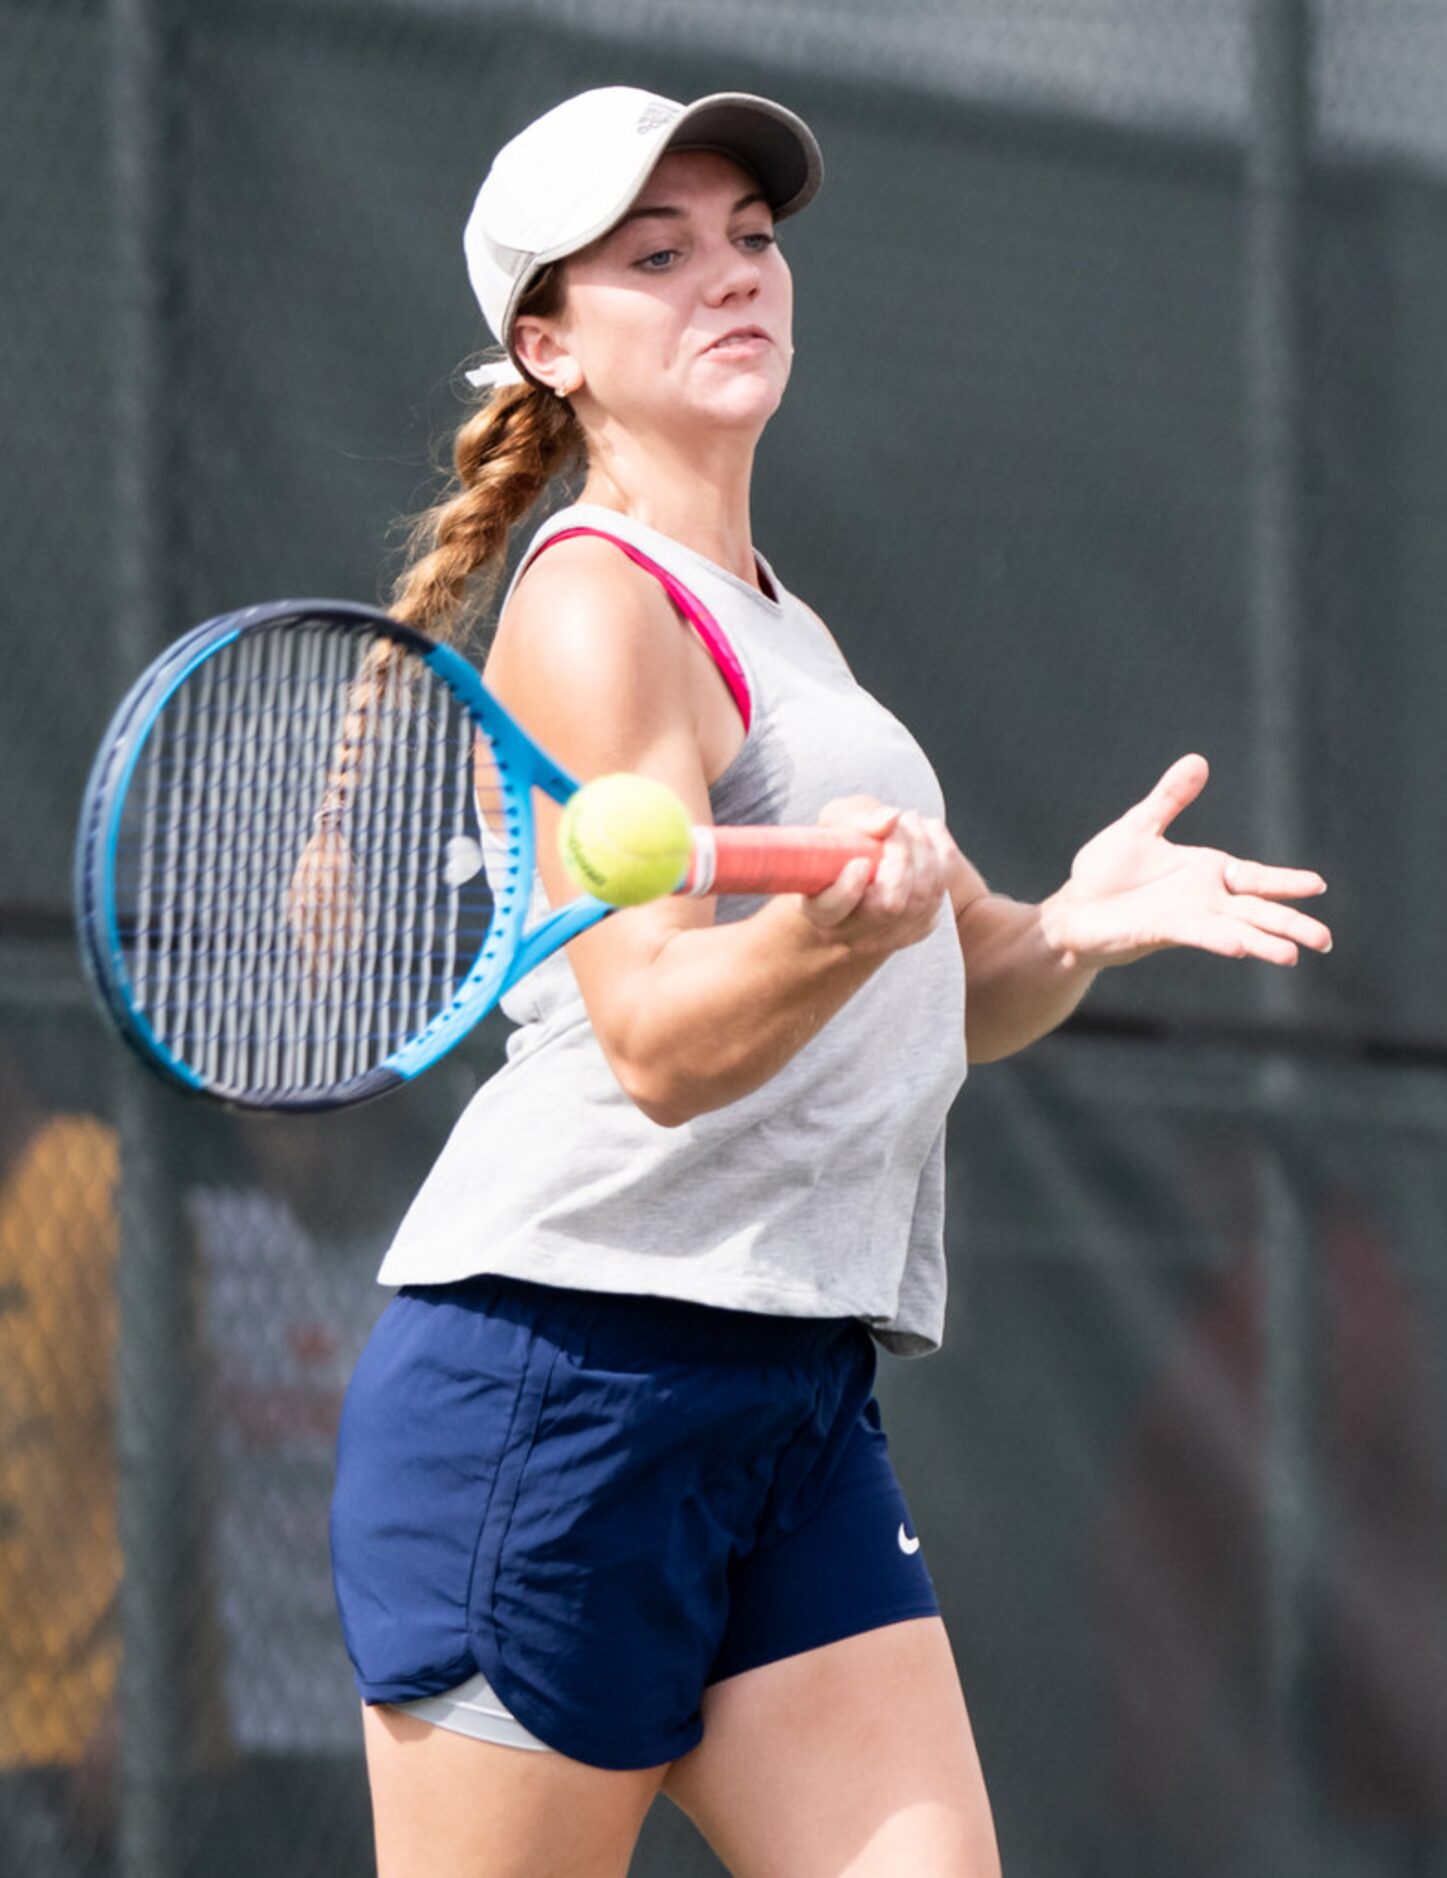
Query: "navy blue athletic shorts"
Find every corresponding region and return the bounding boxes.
[330,1272,940,1770]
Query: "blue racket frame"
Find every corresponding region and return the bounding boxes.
[74,599,612,1109]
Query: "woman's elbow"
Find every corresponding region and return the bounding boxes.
[610,1052,702,1129]
[598,1003,754,1127]
[612,1046,756,1128]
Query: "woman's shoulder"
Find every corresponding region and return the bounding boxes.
[499,526,680,654]
[508,501,644,591]
[487,521,703,740]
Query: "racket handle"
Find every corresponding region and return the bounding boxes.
[682,825,884,897]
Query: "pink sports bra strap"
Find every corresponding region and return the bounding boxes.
[528,526,753,733]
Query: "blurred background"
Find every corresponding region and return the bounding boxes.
[3,0,1446,1872]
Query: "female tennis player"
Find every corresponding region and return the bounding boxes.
[329,87,1332,1877]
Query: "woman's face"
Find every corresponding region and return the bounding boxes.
[519,149,794,437]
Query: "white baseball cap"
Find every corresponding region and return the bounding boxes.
[462,86,823,388]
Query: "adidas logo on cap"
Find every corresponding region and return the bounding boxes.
[636,103,679,134]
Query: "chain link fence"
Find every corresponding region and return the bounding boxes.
[2,2,1445,1872]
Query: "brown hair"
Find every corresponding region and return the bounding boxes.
[388,265,585,647]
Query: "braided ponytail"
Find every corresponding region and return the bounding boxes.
[294,274,583,942]
[389,266,583,647]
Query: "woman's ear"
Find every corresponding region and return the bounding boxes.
[513,318,581,398]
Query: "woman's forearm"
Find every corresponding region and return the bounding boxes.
[956,888,1099,1064]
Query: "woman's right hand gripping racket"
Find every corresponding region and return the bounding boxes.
[75,600,884,1110]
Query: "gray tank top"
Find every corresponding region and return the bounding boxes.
[378,503,968,1356]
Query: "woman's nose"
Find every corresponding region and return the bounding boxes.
[702,242,761,304]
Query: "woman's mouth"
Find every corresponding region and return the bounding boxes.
[706,327,771,357]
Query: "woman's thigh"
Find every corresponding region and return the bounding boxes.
[661,1616,1000,1878]
[362,1704,668,1878]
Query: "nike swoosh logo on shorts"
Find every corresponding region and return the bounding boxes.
[898,1522,921,1555]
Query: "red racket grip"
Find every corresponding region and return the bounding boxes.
[681,825,884,897]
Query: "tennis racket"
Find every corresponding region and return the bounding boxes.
[75,599,883,1110]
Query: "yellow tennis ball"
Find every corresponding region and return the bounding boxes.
[558,773,693,907]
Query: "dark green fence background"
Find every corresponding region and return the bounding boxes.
[3,3,1445,1873]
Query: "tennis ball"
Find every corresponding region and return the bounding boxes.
[558,773,693,907]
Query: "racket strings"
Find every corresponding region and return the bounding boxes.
[112,620,501,1101]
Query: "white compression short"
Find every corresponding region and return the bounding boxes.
[390,1670,554,1753]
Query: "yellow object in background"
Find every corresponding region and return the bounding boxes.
[0,1114,120,1769]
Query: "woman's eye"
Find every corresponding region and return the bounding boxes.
[740,231,777,252]
[636,249,679,271]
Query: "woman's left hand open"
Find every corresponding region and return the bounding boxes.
[1041,753,1333,970]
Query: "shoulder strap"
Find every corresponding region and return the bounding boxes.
[527,525,752,732]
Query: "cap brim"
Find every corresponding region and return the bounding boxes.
[663,92,822,222]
